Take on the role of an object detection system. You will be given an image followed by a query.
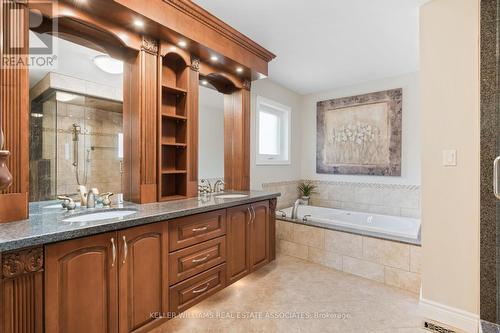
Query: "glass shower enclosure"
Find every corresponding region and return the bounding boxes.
[29,90,123,202]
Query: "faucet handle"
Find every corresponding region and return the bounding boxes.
[102,192,114,207]
[57,196,76,210]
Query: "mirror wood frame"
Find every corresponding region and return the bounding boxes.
[0,0,272,222]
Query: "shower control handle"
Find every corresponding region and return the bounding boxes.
[494,156,500,199]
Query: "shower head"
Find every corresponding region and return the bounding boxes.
[72,124,81,142]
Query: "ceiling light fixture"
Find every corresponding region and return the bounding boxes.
[56,92,78,103]
[236,67,243,73]
[178,40,187,48]
[93,55,124,75]
[201,80,208,85]
[133,19,144,28]
[210,55,218,62]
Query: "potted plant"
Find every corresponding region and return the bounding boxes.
[297,181,317,205]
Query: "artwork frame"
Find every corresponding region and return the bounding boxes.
[316,88,402,176]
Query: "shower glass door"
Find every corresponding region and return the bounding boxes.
[29,91,124,202]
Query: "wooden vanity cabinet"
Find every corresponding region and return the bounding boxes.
[41,200,275,332]
[226,200,270,284]
[118,223,169,333]
[45,223,169,333]
[249,201,270,271]
[226,204,252,284]
[45,232,119,333]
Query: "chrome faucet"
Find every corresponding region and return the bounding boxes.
[213,180,225,193]
[291,199,302,219]
[198,179,212,195]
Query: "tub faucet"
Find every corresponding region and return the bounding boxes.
[291,199,302,219]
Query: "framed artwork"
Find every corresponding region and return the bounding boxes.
[316,88,402,176]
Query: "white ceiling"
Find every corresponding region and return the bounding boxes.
[193,0,420,95]
[29,31,122,89]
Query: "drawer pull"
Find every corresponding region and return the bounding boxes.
[192,226,208,232]
[192,255,210,264]
[192,283,210,294]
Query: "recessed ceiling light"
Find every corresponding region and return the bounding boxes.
[56,92,78,103]
[133,19,144,28]
[178,40,187,48]
[93,55,123,75]
[201,80,208,85]
[210,55,218,62]
[236,67,243,73]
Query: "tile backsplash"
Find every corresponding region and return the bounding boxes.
[263,180,421,218]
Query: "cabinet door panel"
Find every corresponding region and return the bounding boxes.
[45,232,118,333]
[119,222,168,333]
[250,201,270,271]
[226,205,250,284]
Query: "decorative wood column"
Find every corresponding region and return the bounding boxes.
[187,58,200,197]
[123,37,159,203]
[0,247,44,332]
[0,0,29,222]
[224,80,251,191]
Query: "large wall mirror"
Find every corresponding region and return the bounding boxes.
[198,80,224,184]
[28,27,126,203]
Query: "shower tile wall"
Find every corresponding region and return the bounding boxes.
[263,180,421,218]
[55,102,123,196]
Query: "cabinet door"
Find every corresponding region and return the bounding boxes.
[249,201,270,271]
[118,222,168,333]
[45,232,118,333]
[226,204,251,284]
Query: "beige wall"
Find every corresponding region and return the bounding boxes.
[300,72,421,185]
[420,0,480,320]
[251,79,302,190]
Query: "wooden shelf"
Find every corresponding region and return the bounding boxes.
[162,113,187,121]
[159,195,187,202]
[162,169,187,174]
[162,85,187,95]
[158,52,190,201]
[161,142,187,147]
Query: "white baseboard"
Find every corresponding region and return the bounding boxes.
[419,298,479,333]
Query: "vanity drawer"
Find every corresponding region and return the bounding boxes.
[169,209,226,251]
[169,264,226,314]
[169,236,226,285]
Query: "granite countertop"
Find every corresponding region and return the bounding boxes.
[0,191,280,252]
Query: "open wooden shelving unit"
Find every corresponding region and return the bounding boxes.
[158,52,189,201]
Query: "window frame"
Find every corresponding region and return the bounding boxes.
[255,96,291,166]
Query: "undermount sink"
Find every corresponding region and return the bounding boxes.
[215,194,249,199]
[62,209,138,223]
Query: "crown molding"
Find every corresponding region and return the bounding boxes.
[163,0,276,63]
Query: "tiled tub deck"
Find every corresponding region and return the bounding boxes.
[276,219,422,294]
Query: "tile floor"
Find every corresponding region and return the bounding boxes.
[152,255,426,333]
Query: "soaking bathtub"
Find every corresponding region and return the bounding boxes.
[277,205,421,245]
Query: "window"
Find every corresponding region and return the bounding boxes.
[256,96,291,165]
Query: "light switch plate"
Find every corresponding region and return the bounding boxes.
[442,149,457,166]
